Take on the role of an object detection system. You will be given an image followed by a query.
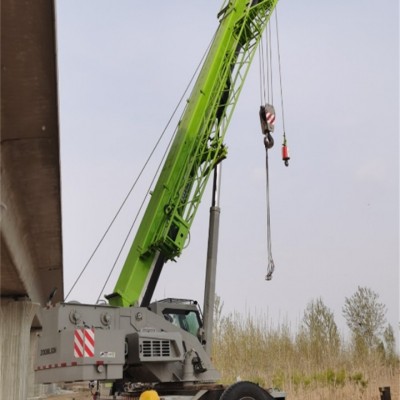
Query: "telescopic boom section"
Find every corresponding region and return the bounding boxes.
[107,0,279,307]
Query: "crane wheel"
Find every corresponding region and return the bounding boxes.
[219,381,274,400]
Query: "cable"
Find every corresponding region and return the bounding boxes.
[264,146,275,280]
[259,19,274,106]
[96,125,177,303]
[93,33,218,302]
[65,107,176,301]
[65,118,169,301]
[258,42,266,104]
[66,32,217,302]
[258,17,276,280]
[265,28,271,103]
[275,8,286,136]
[268,21,274,104]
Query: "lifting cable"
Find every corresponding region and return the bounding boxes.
[66,33,217,302]
[65,122,172,302]
[264,144,275,281]
[275,9,290,167]
[258,7,289,281]
[259,26,276,281]
[95,126,177,304]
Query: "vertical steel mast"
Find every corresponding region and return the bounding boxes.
[203,164,222,355]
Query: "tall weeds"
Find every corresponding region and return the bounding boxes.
[211,311,399,399]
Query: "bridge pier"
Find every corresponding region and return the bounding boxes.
[0,299,39,399]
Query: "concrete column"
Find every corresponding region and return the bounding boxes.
[0,299,39,400]
[28,330,42,398]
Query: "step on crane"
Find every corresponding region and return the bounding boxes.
[35,1,286,399]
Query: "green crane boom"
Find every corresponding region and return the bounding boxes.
[107,0,279,308]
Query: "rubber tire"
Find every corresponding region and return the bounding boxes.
[219,381,274,400]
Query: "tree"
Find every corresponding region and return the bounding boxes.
[300,297,340,362]
[342,286,387,349]
[383,323,397,361]
[213,294,224,338]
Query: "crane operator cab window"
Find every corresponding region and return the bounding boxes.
[163,309,202,338]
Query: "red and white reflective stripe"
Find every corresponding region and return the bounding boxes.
[35,361,77,371]
[266,112,275,125]
[35,360,104,371]
[74,328,95,358]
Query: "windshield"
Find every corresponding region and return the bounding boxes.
[163,309,201,337]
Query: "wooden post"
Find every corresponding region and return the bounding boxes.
[379,386,391,400]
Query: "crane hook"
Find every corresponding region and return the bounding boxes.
[259,104,275,150]
[264,133,274,149]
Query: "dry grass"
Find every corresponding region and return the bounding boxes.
[280,368,399,400]
[44,310,399,399]
[212,311,399,399]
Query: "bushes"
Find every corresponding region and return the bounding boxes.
[211,309,399,399]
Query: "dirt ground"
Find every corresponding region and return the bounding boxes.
[43,383,111,400]
[46,393,92,400]
[45,389,95,400]
[42,376,400,400]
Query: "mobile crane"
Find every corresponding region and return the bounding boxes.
[35,1,284,399]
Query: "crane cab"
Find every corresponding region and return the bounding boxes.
[149,298,205,344]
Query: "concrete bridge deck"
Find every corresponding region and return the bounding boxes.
[1,0,63,397]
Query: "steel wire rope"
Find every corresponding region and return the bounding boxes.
[265,31,271,103]
[259,25,273,105]
[267,21,274,104]
[64,123,172,301]
[66,32,217,302]
[95,124,178,304]
[264,147,275,280]
[264,8,287,279]
[275,8,287,139]
[259,18,276,280]
[94,33,217,303]
[258,37,267,105]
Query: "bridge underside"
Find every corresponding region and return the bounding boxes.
[1,0,63,325]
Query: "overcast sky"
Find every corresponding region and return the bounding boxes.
[55,1,399,343]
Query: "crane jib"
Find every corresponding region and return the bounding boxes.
[108,0,279,308]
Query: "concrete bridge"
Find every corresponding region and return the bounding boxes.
[1,0,63,397]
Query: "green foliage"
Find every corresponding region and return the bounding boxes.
[342,286,387,349]
[272,370,285,389]
[300,298,340,363]
[334,368,346,387]
[312,368,346,388]
[291,371,307,389]
[383,324,396,355]
[285,369,348,389]
[212,293,398,397]
[349,371,368,391]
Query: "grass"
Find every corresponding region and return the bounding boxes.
[211,311,399,400]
